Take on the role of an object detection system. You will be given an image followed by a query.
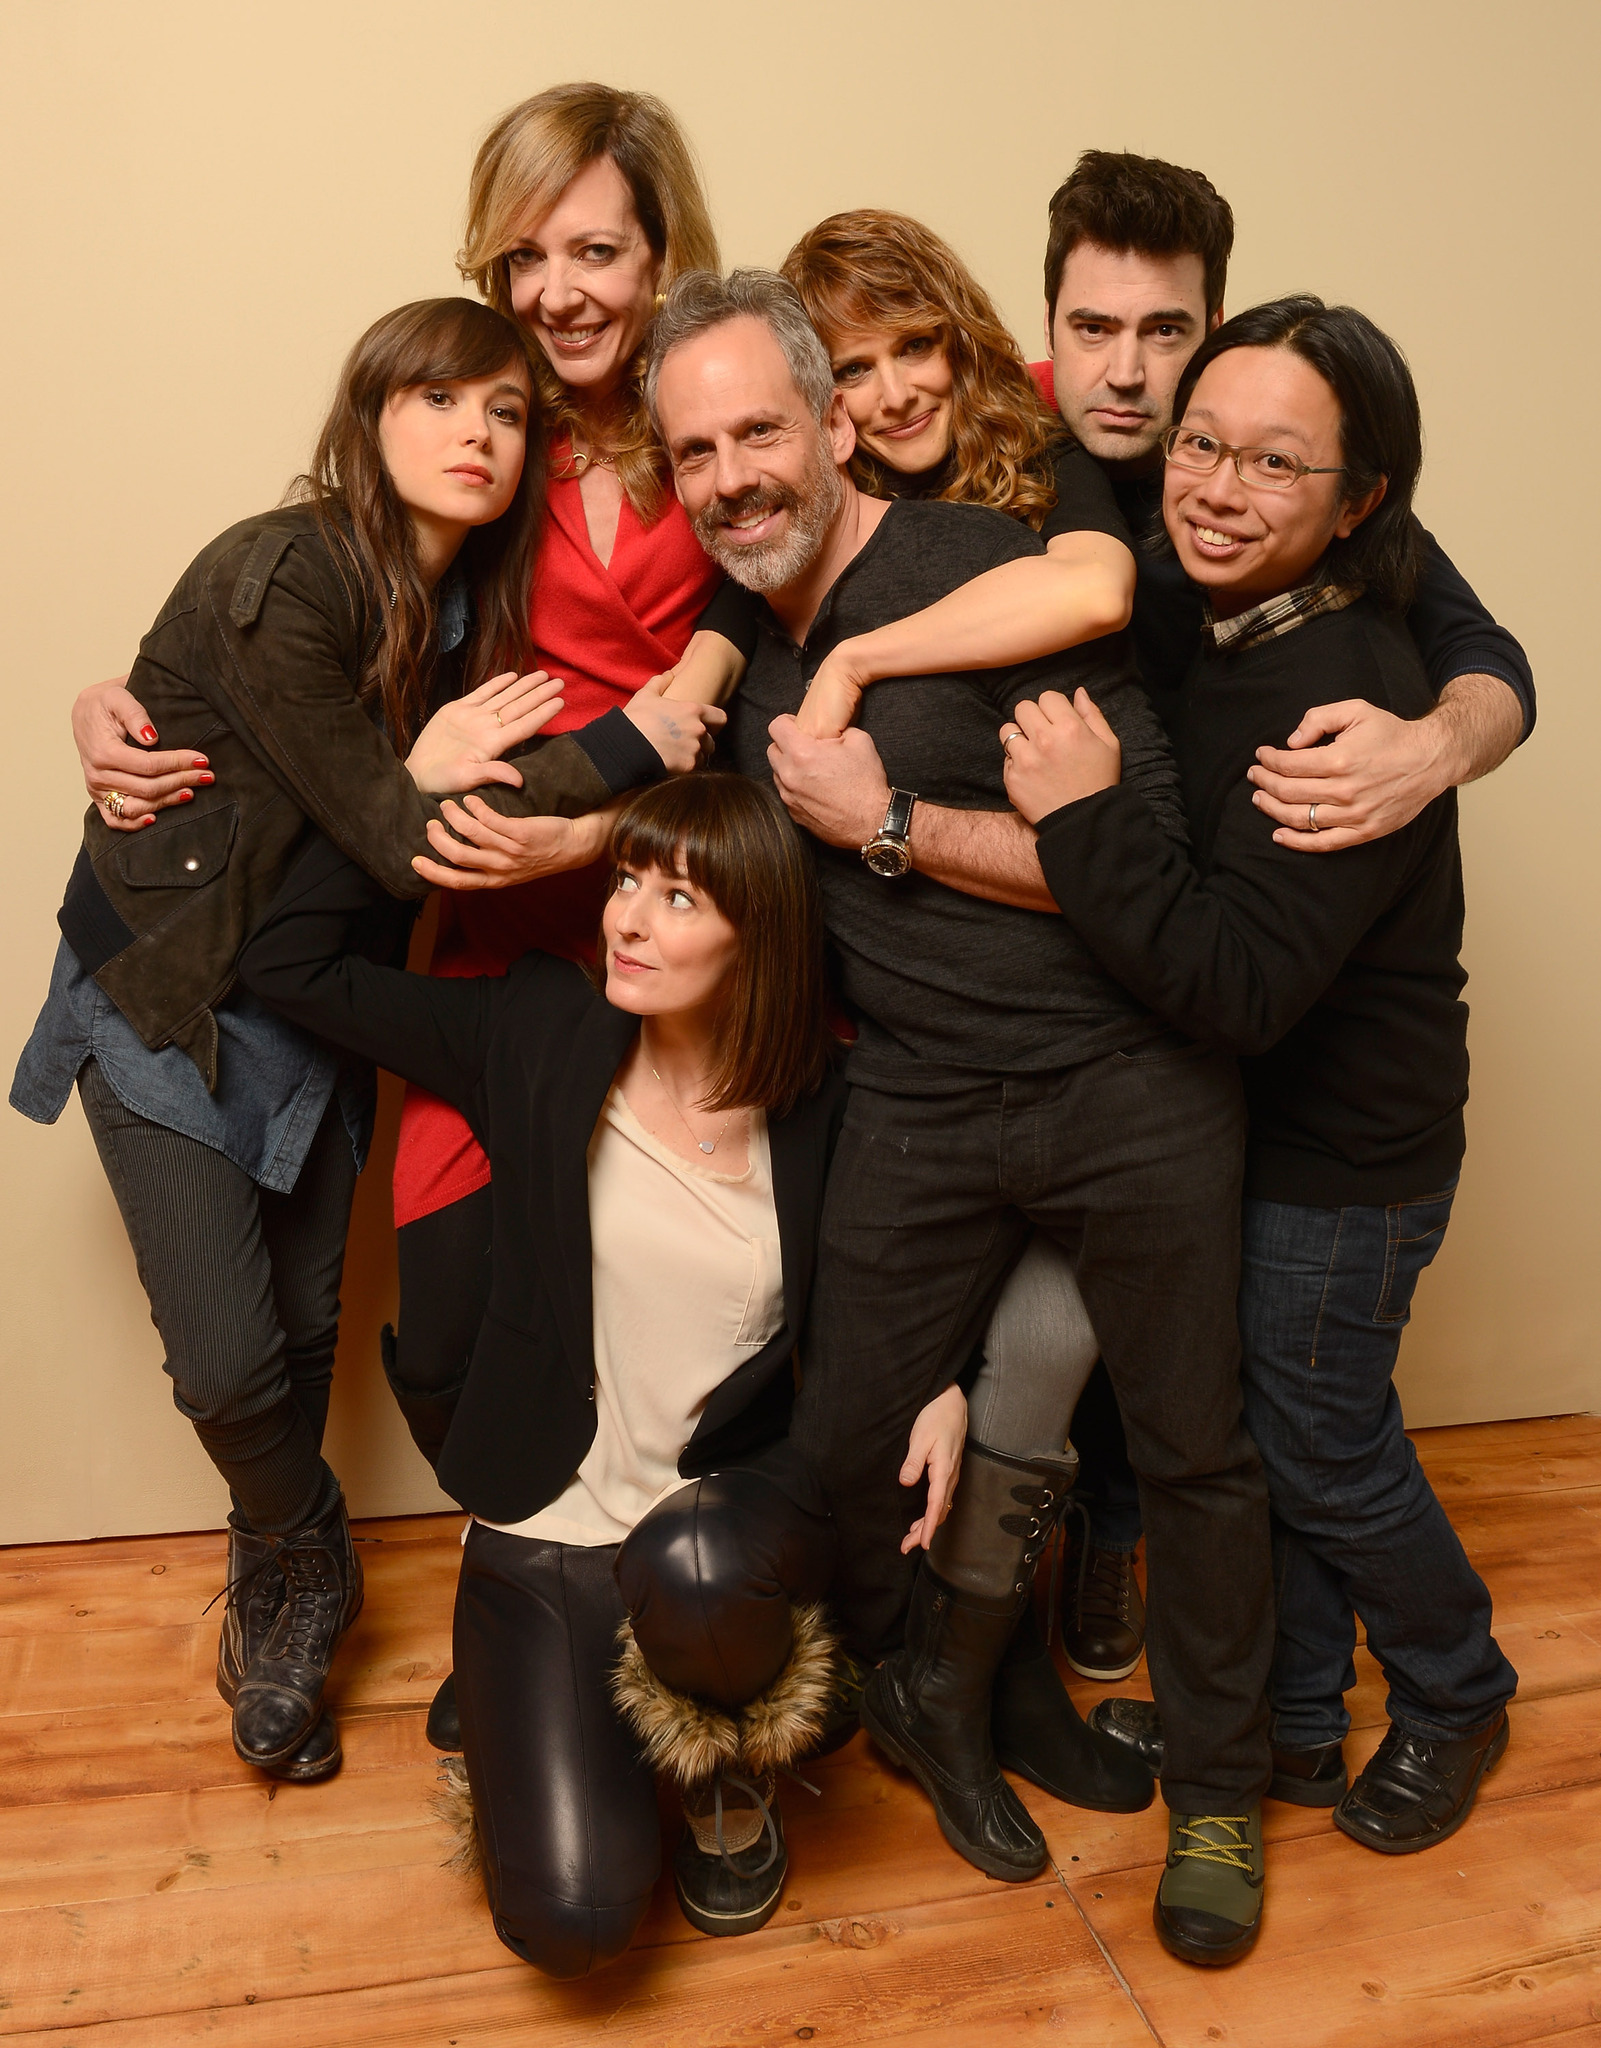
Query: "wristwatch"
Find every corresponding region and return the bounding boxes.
[861,788,917,877]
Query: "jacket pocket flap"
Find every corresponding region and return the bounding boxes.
[114,804,238,889]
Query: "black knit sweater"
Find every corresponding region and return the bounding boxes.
[1034,596,1468,1206]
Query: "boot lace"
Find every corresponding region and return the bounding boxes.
[710,1770,781,1876]
[1172,1815,1253,1870]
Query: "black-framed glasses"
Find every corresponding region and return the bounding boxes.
[1163,425,1345,491]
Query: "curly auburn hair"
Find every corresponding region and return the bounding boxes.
[781,209,1057,529]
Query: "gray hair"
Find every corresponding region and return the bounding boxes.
[645,268,836,430]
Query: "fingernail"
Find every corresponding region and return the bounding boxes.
[178,789,194,803]
[140,726,158,743]
[197,772,215,785]
[191,757,209,768]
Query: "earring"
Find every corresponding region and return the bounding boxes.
[654,292,666,312]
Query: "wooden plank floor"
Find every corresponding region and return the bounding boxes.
[2,1416,1599,2046]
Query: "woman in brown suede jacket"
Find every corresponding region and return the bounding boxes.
[11,296,717,1787]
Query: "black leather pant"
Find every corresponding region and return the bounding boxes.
[454,1468,833,1978]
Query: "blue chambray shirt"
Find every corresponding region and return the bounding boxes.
[8,571,469,1193]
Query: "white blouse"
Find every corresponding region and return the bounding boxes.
[480,1086,784,1547]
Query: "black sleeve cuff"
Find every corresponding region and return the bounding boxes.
[570,706,667,795]
[694,576,762,660]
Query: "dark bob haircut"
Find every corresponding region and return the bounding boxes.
[602,774,832,1117]
[1171,294,1424,610]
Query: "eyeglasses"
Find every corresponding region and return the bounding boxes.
[1163,425,1345,492]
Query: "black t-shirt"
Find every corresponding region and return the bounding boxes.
[1034,597,1468,1205]
[720,499,1184,1088]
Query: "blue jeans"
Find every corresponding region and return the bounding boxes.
[1239,1185,1517,1748]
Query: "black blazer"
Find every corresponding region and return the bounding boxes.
[238,833,848,1523]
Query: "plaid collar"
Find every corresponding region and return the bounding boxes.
[1203,575,1362,655]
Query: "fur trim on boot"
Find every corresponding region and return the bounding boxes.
[611,1601,839,1787]
[433,1755,482,1877]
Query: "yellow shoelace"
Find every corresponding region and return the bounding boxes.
[1173,1816,1253,1870]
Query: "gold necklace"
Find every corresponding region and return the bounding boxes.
[649,1062,738,1155]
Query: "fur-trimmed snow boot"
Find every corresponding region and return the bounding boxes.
[611,1600,839,1937]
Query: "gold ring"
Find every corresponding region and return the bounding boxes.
[103,790,127,818]
[494,709,502,727]
[1308,803,1321,832]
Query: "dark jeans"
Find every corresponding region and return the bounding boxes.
[1070,1357,1143,1552]
[77,1056,353,1535]
[1239,1186,1518,1748]
[455,1470,833,1978]
[792,1042,1273,1810]
[387,1184,494,1466]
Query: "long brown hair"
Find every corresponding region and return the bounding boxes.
[459,83,719,522]
[604,776,831,1116]
[292,298,545,751]
[782,209,1057,528]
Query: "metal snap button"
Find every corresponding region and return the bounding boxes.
[183,858,200,871]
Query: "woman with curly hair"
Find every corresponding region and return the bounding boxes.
[777,207,1137,738]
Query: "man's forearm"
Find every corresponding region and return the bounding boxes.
[910,804,1059,913]
[1434,671,1523,785]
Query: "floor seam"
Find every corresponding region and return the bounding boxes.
[1052,1860,1166,2045]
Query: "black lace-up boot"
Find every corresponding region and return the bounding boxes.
[1061,1519,1146,1682]
[216,1518,343,1782]
[231,1494,363,1772]
[862,1441,1075,1881]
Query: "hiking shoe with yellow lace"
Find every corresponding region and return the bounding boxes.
[1153,1807,1264,1966]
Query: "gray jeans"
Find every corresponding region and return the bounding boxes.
[78,1057,354,1534]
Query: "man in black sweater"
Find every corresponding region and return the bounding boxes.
[1004,297,1517,1875]
[1029,151,1537,1684]
[648,269,1275,1967]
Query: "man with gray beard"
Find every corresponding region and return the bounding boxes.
[647,270,1276,1967]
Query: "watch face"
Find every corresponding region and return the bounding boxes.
[863,840,911,877]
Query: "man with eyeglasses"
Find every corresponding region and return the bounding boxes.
[1029,150,1534,1696]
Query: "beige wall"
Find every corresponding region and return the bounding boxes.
[2,1,1595,1543]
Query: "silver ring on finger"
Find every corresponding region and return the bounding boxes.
[1308,803,1320,833]
[1001,727,1023,754]
[103,790,127,818]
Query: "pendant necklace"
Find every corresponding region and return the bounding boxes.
[649,1061,737,1155]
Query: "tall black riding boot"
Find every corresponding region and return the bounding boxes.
[861,1441,1075,1881]
[232,1493,364,1772]
[216,1518,342,1782]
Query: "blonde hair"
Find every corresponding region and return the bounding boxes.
[782,209,1057,529]
[460,83,719,520]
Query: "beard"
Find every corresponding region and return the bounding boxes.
[690,438,846,593]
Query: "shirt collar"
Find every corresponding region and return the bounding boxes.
[1202,573,1362,656]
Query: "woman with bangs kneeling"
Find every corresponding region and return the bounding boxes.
[239,776,941,1973]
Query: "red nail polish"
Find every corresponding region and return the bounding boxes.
[178,789,194,803]
[197,772,215,784]
[140,726,158,743]
[191,756,209,768]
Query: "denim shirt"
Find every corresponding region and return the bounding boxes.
[10,936,374,1192]
[8,569,467,1191]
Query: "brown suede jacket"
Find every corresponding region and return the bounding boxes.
[59,507,662,1086]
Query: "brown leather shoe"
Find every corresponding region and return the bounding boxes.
[1062,1527,1145,1682]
